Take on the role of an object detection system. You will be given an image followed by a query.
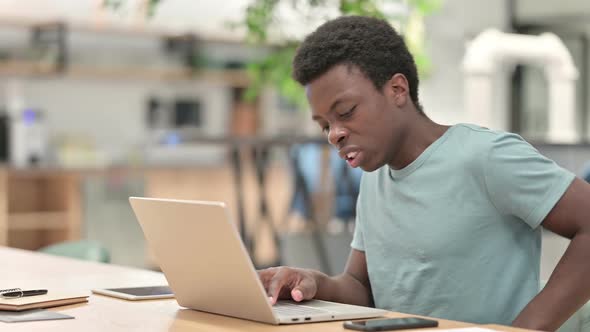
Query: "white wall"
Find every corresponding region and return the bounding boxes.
[516,0,590,23]
[420,0,510,126]
[424,0,589,139]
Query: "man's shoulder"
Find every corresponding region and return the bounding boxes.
[450,123,529,153]
[432,124,535,176]
[452,123,515,142]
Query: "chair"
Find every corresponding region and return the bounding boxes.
[556,301,590,332]
[38,240,111,263]
[289,143,362,222]
[581,301,590,332]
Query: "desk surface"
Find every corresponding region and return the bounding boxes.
[1,247,531,332]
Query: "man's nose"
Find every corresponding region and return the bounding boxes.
[328,126,347,146]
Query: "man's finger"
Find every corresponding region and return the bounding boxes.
[291,289,304,302]
[291,276,316,302]
[257,268,275,289]
[267,271,289,305]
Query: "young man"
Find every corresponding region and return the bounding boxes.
[257,16,590,331]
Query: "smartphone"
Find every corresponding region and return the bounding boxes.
[92,286,174,300]
[343,317,439,331]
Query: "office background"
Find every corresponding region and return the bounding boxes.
[0,0,588,283]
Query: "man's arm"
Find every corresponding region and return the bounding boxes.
[260,248,374,307]
[512,178,590,331]
[314,248,374,306]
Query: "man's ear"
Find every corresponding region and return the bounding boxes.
[386,73,410,107]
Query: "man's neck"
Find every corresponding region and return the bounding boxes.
[388,115,449,170]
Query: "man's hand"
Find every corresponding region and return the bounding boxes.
[258,266,318,305]
[258,250,373,307]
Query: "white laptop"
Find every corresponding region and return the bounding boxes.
[129,197,386,325]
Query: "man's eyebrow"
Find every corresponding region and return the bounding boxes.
[312,98,345,121]
[329,98,345,113]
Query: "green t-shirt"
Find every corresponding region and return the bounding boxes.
[351,124,575,325]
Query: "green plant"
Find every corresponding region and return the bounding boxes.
[239,0,442,109]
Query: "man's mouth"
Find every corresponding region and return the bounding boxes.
[346,151,359,161]
[338,146,363,168]
[345,151,363,168]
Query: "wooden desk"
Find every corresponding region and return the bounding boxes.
[1,247,531,332]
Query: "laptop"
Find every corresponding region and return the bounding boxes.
[129,197,386,325]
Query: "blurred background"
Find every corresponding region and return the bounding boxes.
[0,0,588,282]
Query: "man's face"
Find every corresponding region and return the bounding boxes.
[307,64,406,172]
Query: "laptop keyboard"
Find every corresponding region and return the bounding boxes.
[273,302,330,316]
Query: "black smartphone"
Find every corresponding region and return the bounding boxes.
[343,317,439,331]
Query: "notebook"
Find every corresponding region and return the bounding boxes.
[0,291,89,311]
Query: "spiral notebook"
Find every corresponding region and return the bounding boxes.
[0,291,89,311]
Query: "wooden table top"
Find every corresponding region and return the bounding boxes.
[0,247,534,332]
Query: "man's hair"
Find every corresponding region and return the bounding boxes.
[293,15,423,113]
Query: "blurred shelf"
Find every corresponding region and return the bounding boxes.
[0,16,61,29]
[0,15,257,84]
[0,60,57,76]
[7,212,69,230]
[0,15,246,44]
[0,60,251,85]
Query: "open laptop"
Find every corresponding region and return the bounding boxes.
[129,197,386,325]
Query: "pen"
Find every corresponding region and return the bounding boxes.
[1,289,48,298]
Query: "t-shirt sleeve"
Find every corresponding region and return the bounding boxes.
[351,214,365,251]
[483,133,575,229]
[350,179,366,251]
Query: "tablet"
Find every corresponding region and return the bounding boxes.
[92,286,174,300]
